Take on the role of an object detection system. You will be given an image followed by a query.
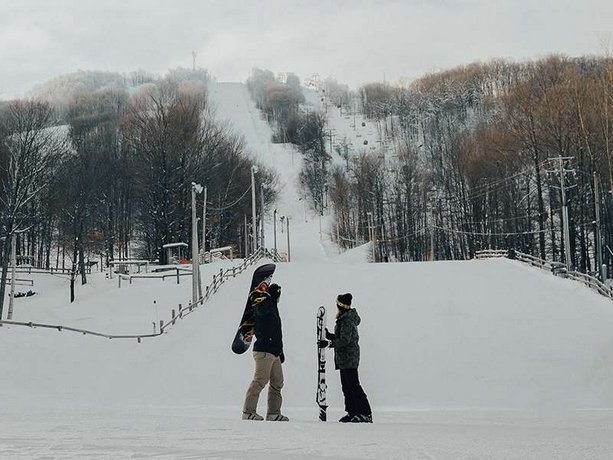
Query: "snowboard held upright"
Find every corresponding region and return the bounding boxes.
[231,263,276,355]
[316,306,327,421]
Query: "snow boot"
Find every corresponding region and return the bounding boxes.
[339,413,353,423]
[349,414,372,423]
[266,414,289,421]
[242,412,264,421]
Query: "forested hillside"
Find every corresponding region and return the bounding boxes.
[3,54,613,316]
[245,56,613,275]
[338,56,613,271]
[0,68,276,314]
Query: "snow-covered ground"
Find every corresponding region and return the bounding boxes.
[3,83,613,459]
[4,259,613,458]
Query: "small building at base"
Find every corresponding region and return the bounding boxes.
[162,242,189,265]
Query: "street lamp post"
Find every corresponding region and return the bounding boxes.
[202,186,207,260]
[286,217,291,262]
[260,187,265,249]
[273,209,277,254]
[191,182,203,307]
[366,211,375,262]
[244,215,248,257]
[251,166,258,255]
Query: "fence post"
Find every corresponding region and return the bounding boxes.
[160,320,164,332]
[118,275,121,288]
[172,309,176,325]
[176,268,180,284]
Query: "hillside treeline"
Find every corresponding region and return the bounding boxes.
[333,55,613,274]
[0,69,275,310]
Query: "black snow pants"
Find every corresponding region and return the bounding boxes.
[340,368,372,416]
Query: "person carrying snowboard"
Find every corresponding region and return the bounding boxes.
[319,293,372,423]
[242,281,289,421]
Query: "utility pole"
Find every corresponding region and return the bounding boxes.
[560,158,572,271]
[251,166,258,255]
[549,157,574,270]
[594,171,604,279]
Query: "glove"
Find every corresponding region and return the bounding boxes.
[318,340,329,348]
[269,283,281,300]
[279,352,285,363]
[325,328,335,340]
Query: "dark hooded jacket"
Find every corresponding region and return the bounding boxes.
[330,308,361,370]
[251,288,283,357]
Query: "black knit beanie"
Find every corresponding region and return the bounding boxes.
[337,293,353,307]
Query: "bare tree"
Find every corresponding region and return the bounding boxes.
[0,100,66,318]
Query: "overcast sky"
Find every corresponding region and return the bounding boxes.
[1,0,612,99]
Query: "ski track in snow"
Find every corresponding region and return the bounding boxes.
[3,83,613,458]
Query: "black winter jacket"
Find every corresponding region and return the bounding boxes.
[250,289,283,357]
[329,308,361,370]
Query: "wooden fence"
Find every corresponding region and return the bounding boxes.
[0,247,283,342]
[475,249,613,301]
[7,278,35,287]
[9,266,91,276]
[117,267,192,287]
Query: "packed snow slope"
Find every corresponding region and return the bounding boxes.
[208,81,339,261]
[3,258,613,412]
[3,258,613,458]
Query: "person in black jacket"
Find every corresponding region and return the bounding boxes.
[242,281,289,421]
[319,293,372,423]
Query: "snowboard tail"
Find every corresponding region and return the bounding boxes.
[231,263,276,355]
